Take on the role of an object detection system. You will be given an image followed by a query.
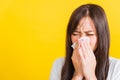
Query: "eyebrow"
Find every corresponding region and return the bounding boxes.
[85,31,94,33]
[74,30,94,33]
[74,30,81,33]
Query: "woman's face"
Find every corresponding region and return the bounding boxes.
[71,16,98,51]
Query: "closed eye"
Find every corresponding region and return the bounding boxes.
[72,33,79,36]
[86,32,96,36]
[87,34,94,36]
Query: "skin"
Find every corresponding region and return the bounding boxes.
[71,16,98,80]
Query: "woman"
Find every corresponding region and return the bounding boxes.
[50,4,120,80]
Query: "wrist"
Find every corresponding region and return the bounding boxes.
[72,75,83,80]
[85,74,97,80]
[72,73,83,80]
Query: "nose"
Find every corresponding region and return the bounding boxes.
[79,32,86,38]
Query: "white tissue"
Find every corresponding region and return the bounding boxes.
[71,36,89,49]
[71,42,76,49]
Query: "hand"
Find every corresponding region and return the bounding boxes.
[78,38,97,80]
[71,39,83,79]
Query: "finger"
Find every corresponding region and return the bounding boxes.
[78,48,85,63]
[72,49,79,63]
[74,39,80,50]
[71,52,77,65]
[82,39,91,56]
[80,39,88,59]
[85,39,95,57]
[84,39,96,62]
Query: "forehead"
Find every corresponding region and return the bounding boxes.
[76,16,96,31]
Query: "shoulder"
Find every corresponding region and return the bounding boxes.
[50,58,65,80]
[52,58,65,71]
[53,58,65,66]
[107,57,120,80]
[109,57,120,70]
[109,57,120,64]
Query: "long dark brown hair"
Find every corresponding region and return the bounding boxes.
[61,4,110,80]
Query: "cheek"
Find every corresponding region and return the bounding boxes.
[71,35,79,43]
[89,37,97,51]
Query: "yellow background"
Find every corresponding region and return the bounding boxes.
[0,0,120,80]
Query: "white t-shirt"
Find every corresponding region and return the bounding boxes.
[50,57,120,80]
